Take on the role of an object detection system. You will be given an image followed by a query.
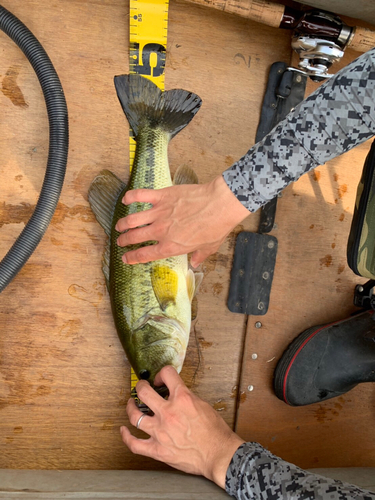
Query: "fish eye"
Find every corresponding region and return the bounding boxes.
[139,369,150,380]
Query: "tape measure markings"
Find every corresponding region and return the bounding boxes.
[128,0,170,394]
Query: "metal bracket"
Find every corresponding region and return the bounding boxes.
[227,232,278,315]
[353,280,375,310]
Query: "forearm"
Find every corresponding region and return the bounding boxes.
[224,47,375,212]
[226,442,375,500]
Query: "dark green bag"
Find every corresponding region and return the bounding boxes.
[347,139,375,279]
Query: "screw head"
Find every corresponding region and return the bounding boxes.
[262,271,269,280]
[255,321,262,328]
[267,240,275,249]
[247,385,254,391]
[258,302,264,310]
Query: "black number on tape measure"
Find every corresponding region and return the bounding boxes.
[130,42,166,77]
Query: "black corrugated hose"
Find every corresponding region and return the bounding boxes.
[0,5,68,293]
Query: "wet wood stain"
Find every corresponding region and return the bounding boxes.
[319,255,333,268]
[225,155,234,166]
[198,337,213,350]
[213,399,227,412]
[0,202,95,228]
[212,282,223,296]
[313,171,321,181]
[338,184,348,199]
[0,202,34,228]
[314,397,346,423]
[337,264,345,274]
[1,66,28,108]
[68,282,104,306]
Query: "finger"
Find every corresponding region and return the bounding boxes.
[122,244,165,265]
[123,188,163,206]
[154,365,185,392]
[190,248,214,268]
[136,380,166,413]
[117,226,156,247]
[115,209,155,232]
[126,398,154,433]
[120,426,156,458]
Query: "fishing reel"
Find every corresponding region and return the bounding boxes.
[289,9,354,81]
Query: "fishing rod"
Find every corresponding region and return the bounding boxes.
[182,0,375,80]
[0,5,68,293]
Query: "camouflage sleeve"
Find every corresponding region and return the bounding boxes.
[223,47,375,212]
[225,442,375,499]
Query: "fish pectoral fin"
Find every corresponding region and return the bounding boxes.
[88,169,126,236]
[186,269,195,303]
[173,164,198,185]
[186,269,204,302]
[151,265,179,311]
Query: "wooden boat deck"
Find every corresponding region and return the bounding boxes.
[0,0,374,471]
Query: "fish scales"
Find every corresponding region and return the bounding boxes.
[110,126,179,343]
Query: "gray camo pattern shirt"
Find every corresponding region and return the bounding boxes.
[223,48,375,499]
[226,443,375,499]
[223,48,375,212]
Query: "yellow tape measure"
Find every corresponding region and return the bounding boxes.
[129,0,169,168]
[128,0,170,399]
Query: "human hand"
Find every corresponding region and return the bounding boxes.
[115,175,250,267]
[120,366,245,489]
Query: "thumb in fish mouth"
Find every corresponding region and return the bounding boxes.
[132,383,170,416]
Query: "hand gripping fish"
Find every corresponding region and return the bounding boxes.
[88,74,202,386]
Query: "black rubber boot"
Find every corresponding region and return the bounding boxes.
[273,310,375,406]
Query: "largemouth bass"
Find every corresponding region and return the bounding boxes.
[88,74,202,385]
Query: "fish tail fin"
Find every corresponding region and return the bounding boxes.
[114,74,202,139]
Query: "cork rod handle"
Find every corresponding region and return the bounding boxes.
[182,0,285,28]
[348,27,375,53]
[182,0,375,53]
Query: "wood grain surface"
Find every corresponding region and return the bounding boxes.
[0,0,292,469]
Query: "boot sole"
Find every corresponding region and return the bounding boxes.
[273,312,372,405]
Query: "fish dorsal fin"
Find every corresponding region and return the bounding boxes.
[173,164,199,185]
[88,169,125,236]
[186,269,204,303]
[151,265,179,311]
[194,272,204,296]
[102,245,110,292]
